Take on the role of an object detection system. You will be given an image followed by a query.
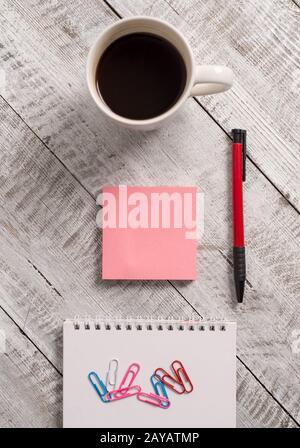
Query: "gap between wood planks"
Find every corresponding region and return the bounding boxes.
[290,0,300,9]
[0,5,299,426]
[0,302,62,378]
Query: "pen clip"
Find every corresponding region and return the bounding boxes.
[232,128,247,182]
[242,130,247,182]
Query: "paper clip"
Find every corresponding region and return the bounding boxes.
[137,392,170,409]
[150,374,169,407]
[108,385,141,401]
[118,363,140,392]
[88,371,110,403]
[106,358,118,390]
[171,360,194,393]
[154,368,185,394]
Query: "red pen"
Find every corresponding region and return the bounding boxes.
[232,129,246,303]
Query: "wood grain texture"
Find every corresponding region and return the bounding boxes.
[290,0,300,9]
[108,0,300,210]
[0,301,296,429]
[236,363,297,428]
[0,0,299,428]
[0,94,298,428]
[0,308,62,427]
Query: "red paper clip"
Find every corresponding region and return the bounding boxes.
[108,385,141,401]
[154,368,185,394]
[171,360,193,393]
[137,392,170,409]
[118,363,140,392]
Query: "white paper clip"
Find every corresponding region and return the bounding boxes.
[106,358,119,390]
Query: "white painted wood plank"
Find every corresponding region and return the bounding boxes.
[0,0,299,427]
[0,91,299,428]
[0,308,62,427]
[0,97,201,366]
[0,306,295,428]
[0,96,298,427]
[0,242,297,429]
[236,364,297,428]
[107,0,300,210]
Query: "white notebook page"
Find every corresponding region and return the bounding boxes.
[63,320,236,428]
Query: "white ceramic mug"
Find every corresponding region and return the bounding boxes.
[87,17,233,131]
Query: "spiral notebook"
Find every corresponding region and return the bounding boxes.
[63,319,236,428]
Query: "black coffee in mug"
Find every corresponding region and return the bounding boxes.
[96,33,187,120]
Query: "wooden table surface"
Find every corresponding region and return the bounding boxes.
[0,0,299,428]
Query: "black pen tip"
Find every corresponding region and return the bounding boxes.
[236,281,245,303]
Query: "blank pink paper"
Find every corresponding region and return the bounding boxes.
[102,186,197,280]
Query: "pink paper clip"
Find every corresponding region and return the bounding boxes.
[108,385,141,401]
[171,360,193,393]
[154,368,185,394]
[118,363,140,392]
[137,392,170,409]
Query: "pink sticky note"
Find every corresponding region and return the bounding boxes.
[101,186,198,280]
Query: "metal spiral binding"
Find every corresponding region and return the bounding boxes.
[72,317,227,332]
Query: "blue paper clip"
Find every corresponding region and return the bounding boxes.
[150,374,169,407]
[88,371,110,403]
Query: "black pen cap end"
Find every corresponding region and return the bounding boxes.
[236,281,245,303]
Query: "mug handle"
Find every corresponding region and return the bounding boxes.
[190,65,233,96]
